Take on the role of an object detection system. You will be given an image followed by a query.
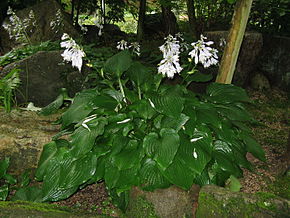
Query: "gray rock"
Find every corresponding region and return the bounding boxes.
[0,200,100,217]
[0,109,60,175]
[126,185,200,218]
[196,185,290,218]
[205,31,263,87]
[258,35,290,91]
[250,73,271,90]
[0,0,79,52]
[2,50,88,107]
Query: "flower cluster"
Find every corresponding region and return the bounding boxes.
[2,7,36,44]
[188,35,218,68]
[50,9,64,34]
[94,18,103,36]
[158,35,183,78]
[60,33,86,72]
[116,40,141,56]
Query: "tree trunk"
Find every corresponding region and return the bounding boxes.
[186,0,197,39]
[137,0,146,41]
[71,0,75,21]
[215,0,253,84]
[75,0,81,25]
[161,5,177,36]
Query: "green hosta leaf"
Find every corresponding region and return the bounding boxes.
[35,142,58,180]
[104,162,120,190]
[162,155,195,190]
[154,128,180,170]
[3,174,17,185]
[241,133,266,162]
[161,113,190,131]
[127,61,151,86]
[12,186,42,202]
[150,93,184,117]
[91,94,118,111]
[184,71,213,83]
[59,152,97,189]
[206,83,251,103]
[104,50,132,77]
[0,184,9,200]
[70,117,107,157]
[143,132,159,157]
[0,157,10,178]
[227,175,242,192]
[178,133,212,175]
[40,93,64,116]
[139,158,171,191]
[213,141,243,177]
[111,142,144,170]
[130,99,156,120]
[115,167,139,194]
[196,107,221,128]
[19,170,31,187]
[61,89,98,128]
[103,89,123,104]
[215,104,252,121]
[193,170,210,186]
[111,135,130,156]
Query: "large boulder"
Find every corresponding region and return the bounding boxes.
[257,35,290,91]
[126,185,200,218]
[0,109,60,175]
[196,185,290,218]
[0,0,79,53]
[205,31,263,87]
[2,50,88,107]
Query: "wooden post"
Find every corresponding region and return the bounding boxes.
[215,0,253,84]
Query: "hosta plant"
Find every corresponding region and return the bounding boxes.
[15,50,265,210]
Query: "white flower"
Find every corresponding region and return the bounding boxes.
[129,42,141,56]
[117,40,129,50]
[188,34,219,68]
[60,33,86,72]
[158,34,183,78]
[158,54,182,78]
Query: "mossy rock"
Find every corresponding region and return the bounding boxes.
[0,200,100,217]
[126,185,200,218]
[196,185,290,218]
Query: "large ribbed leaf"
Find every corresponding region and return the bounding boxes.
[104,50,132,77]
[215,104,252,121]
[139,158,171,191]
[130,99,156,120]
[111,142,144,170]
[104,162,120,190]
[59,152,97,189]
[161,113,190,131]
[115,167,139,193]
[12,186,42,202]
[206,83,251,103]
[143,132,159,157]
[35,142,59,180]
[196,107,221,128]
[213,141,243,177]
[154,128,180,170]
[178,134,211,175]
[61,89,98,128]
[70,117,107,157]
[127,61,151,86]
[0,185,8,200]
[91,95,118,111]
[240,133,266,162]
[150,94,184,117]
[162,155,195,190]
